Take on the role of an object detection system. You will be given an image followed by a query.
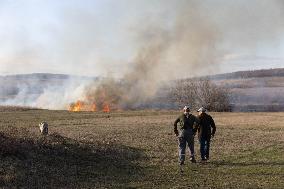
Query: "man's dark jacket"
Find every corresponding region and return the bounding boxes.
[174,114,198,135]
[197,113,216,140]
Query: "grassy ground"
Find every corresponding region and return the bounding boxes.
[0,109,283,188]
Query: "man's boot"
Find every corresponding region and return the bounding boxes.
[189,156,196,163]
[205,154,209,161]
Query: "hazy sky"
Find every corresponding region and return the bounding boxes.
[0,0,283,77]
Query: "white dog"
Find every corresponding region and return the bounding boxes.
[39,121,48,135]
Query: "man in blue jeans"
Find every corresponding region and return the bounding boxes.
[197,107,216,162]
[174,106,199,165]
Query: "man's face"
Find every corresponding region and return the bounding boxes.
[184,109,190,115]
[198,111,202,116]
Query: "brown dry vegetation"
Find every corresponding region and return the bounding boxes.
[0,106,40,112]
[0,109,283,188]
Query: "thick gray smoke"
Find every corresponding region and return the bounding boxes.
[77,0,284,110]
[0,74,94,109]
[1,0,283,109]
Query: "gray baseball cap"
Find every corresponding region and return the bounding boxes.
[197,107,206,112]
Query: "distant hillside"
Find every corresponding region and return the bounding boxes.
[0,73,69,80]
[0,73,98,108]
[153,68,284,112]
[0,73,96,80]
[208,68,284,80]
[1,69,284,111]
[0,73,69,98]
[209,68,284,112]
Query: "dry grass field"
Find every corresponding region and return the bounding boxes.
[0,108,283,188]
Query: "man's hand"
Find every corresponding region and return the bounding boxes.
[174,130,179,137]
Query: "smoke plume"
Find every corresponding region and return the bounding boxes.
[75,0,284,110]
[0,0,283,109]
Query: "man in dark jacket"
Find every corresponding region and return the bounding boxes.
[196,107,216,161]
[174,106,199,165]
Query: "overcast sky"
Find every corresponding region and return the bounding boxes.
[0,0,283,77]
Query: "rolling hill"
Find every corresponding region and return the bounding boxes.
[1,68,284,111]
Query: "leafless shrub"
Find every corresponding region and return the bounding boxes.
[169,80,198,108]
[169,78,231,111]
[196,78,231,111]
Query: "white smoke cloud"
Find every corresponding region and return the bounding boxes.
[0,0,284,109]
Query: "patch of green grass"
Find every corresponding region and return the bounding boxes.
[142,144,284,189]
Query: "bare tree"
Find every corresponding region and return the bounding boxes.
[169,79,198,108]
[196,78,231,111]
[169,78,231,111]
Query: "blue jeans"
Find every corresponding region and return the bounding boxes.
[199,137,211,160]
[178,130,195,164]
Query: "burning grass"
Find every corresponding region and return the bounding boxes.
[68,100,110,113]
[0,106,40,112]
[0,110,283,188]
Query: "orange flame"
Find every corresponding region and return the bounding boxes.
[69,100,84,112]
[92,103,97,111]
[69,100,111,112]
[103,104,110,113]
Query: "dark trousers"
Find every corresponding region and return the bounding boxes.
[199,137,211,160]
